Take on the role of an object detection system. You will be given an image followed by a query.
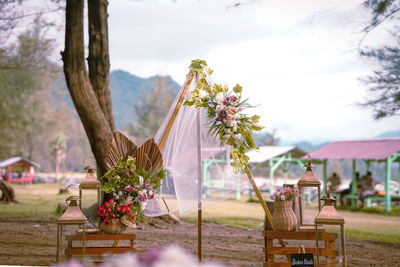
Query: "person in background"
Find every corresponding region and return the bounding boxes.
[327,172,341,193]
[339,172,361,207]
[359,171,377,207]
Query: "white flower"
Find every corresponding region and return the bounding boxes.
[215,104,224,112]
[143,189,147,194]
[232,126,238,132]
[149,190,153,195]
[227,120,237,127]
[139,175,144,185]
[233,133,242,141]
[227,114,235,121]
[214,92,224,104]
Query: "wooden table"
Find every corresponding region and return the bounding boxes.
[263,230,338,267]
[65,233,136,260]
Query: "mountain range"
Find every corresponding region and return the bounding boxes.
[63,69,400,150]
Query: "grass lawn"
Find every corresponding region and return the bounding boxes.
[1,184,399,244]
[0,183,97,219]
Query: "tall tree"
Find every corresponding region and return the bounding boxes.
[126,76,177,144]
[62,0,114,175]
[360,0,400,119]
[0,21,91,172]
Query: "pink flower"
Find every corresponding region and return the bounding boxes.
[131,214,135,220]
[150,194,154,199]
[106,208,111,213]
[140,194,147,202]
[96,212,101,218]
[126,209,131,214]
[271,195,276,201]
[232,96,237,102]
[226,97,230,101]
[104,220,110,225]
[102,214,108,220]
[144,183,150,189]
[223,100,227,105]
[103,202,109,208]
[97,206,103,212]
[119,207,124,213]
[128,203,133,207]
[110,213,115,219]
[280,195,286,201]
[125,185,133,192]
[108,199,114,203]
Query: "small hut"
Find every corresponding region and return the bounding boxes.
[0,157,40,185]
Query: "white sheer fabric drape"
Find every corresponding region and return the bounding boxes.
[144,74,244,216]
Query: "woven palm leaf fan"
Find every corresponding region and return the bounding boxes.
[131,138,163,175]
[106,130,137,170]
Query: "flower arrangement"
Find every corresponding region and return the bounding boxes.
[96,198,136,226]
[184,60,264,170]
[100,156,166,222]
[271,186,300,201]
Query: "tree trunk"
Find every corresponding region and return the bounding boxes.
[0,180,16,203]
[61,0,113,175]
[88,0,114,131]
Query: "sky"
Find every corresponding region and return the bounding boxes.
[104,0,399,145]
[16,0,397,145]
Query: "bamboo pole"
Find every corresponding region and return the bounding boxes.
[159,71,194,150]
[233,144,288,256]
[197,110,203,261]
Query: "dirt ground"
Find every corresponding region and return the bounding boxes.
[0,218,399,267]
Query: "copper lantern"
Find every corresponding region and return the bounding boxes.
[56,196,87,263]
[79,165,102,229]
[315,186,347,267]
[297,155,322,231]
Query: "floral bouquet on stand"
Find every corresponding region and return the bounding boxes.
[97,131,166,233]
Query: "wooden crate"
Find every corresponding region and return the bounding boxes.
[65,233,136,260]
[262,230,338,267]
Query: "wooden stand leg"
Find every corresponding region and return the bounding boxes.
[315,224,320,267]
[56,224,60,263]
[341,225,347,267]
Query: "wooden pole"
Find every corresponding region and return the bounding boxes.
[158,71,194,150]
[233,144,288,256]
[196,109,202,261]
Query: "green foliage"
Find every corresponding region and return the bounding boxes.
[125,76,179,144]
[0,21,91,172]
[100,156,166,221]
[184,59,264,170]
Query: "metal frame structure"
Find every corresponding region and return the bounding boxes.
[310,139,400,212]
